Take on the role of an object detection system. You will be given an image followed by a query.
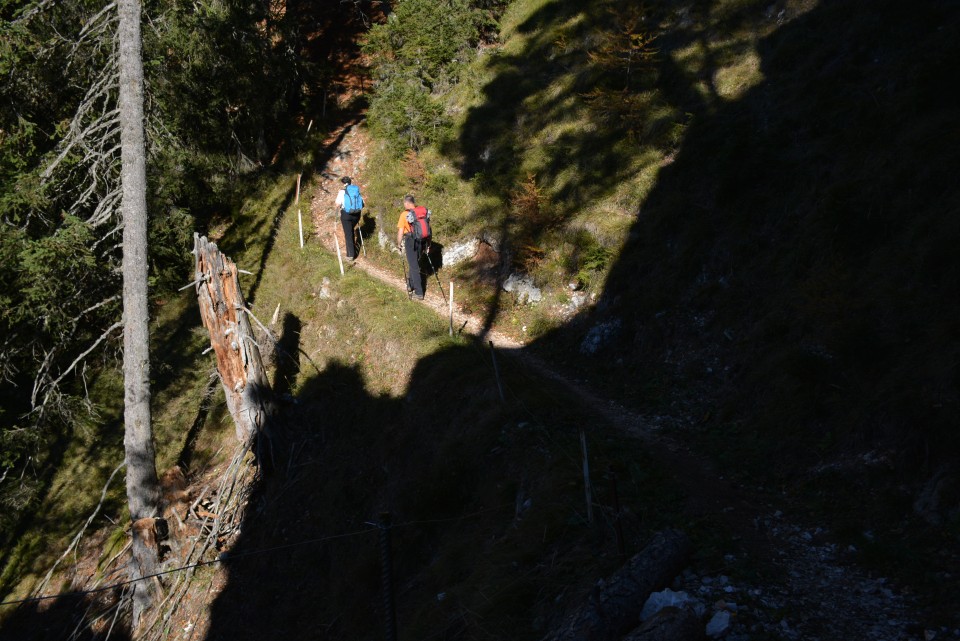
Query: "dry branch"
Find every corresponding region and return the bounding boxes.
[34,461,125,596]
[31,320,123,413]
[141,443,257,641]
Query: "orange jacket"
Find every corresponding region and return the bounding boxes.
[397,210,413,236]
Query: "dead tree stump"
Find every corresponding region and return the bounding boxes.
[543,529,691,641]
[193,233,274,444]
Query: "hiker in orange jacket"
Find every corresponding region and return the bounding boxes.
[397,194,427,300]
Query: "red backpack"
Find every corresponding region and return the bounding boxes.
[406,206,432,241]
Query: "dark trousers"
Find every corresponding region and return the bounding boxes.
[340,210,361,258]
[404,235,424,297]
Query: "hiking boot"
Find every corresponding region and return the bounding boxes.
[413,293,424,300]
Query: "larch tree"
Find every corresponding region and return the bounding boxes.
[117,0,162,626]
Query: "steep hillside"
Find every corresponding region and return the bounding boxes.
[3,0,959,638]
[363,0,960,478]
[355,0,960,622]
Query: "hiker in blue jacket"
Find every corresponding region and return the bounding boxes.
[335,176,364,261]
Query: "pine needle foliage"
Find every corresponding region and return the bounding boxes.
[364,0,489,154]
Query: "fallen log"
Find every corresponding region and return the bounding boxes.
[543,529,691,641]
[621,607,703,641]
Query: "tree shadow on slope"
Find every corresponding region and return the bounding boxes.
[457,1,637,207]
[451,0,738,334]
[534,0,959,612]
[0,593,132,641]
[200,340,686,641]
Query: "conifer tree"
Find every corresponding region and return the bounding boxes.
[117,0,162,625]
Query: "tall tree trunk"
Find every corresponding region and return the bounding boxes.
[118,0,162,628]
[193,234,274,444]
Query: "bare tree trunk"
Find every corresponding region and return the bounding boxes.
[193,234,274,444]
[118,0,162,628]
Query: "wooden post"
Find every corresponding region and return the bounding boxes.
[193,234,274,444]
[489,340,505,404]
[580,428,594,525]
[449,281,454,337]
[609,466,625,558]
[379,513,398,641]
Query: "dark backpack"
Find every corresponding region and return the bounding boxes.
[343,184,364,214]
[406,206,432,241]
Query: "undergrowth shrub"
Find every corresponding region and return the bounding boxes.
[367,77,450,154]
[364,0,488,154]
[558,229,611,289]
[581,6,658,126]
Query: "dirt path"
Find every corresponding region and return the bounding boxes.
[306,125,522,351]
[305,125,928,641]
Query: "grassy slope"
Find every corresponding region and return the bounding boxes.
[358,0,959,615]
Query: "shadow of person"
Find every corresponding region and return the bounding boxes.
[273,312,302,398]
[199,344,514,641]
[421,241,444,275]
[201,361,399,641]
[357,212,377,247]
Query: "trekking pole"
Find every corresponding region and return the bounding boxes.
[489,340,506,404]
[400,247,409,294]
[357,220,367,257]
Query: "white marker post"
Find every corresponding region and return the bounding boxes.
[298,208,304,249]
[449,281,454,336]
[296,174,303,249]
